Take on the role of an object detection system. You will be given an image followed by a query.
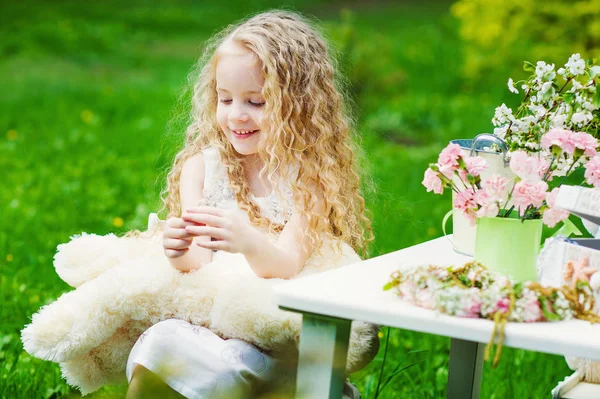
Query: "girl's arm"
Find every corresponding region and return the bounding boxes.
[167,153,214,272]
[184,198,327,279]
[244,207,325,279]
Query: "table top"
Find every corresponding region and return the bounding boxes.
[273,236,600,360]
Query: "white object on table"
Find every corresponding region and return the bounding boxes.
[273,237,600,399]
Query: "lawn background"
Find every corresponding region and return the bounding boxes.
[0,0,581,397]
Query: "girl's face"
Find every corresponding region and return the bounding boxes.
[215,43,266,156]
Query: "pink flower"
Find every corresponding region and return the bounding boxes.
[545,187,560,208]
[416,289,436,310]
[572,132,598,157]
[584,156,600,188]
[512,180,549,214]
[399,280,417,303]
[453,189,477,211]
[454,189,478,225]
[543,207,570,228]
[461,298,482,318]
[474,190,491,206]
[496,297,510,314]
[438,143,462,172]
[422,168,444,194]
[543,187,570,227]
[465,156,488,177]
[481,175,510,202]
[509,151,547,181]
[522,298,542,322]
[541,128,575,154]
[476,202,499,218]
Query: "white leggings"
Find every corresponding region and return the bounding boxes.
[126,319,294,399]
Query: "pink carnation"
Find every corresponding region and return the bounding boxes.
[543,207,570,228]
[572,132,598,157]
[438,143,462,172]
[454,189,478,225]
[481,175,509,202]
[543,188,570,227]
[476,202,499,218]
[465,156,488,177]
[422,168,444,194]
[512,180,549,214]
[474,190,500,218]
[541,128,575,154]
[584,156,600,188]
[509,151,547,181]
[453,189,477,211]
[545,187,560,208]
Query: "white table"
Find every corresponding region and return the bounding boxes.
[272,237,600,399]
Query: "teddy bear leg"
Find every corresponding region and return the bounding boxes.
[22,259,173,362]
[59,320,150,395]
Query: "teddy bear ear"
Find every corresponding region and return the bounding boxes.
[147,213,165,232]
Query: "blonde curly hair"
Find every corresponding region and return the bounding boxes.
[160,10,374,257]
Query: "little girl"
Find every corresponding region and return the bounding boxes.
[124,10,373,399]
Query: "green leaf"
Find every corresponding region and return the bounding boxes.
[523,61,535,72]
[592,87,600,108]
[590,65,600,79]
[563,92,575,104]
[383,281,398,291]
[539,297,561,321]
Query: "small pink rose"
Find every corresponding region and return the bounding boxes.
[522,299,542,322]
[496,297,510,314]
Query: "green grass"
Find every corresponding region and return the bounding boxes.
[1,0,572,398]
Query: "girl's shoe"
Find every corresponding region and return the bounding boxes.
[343,380,361,399]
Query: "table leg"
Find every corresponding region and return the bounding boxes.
[295,312,351,399]
[447,338,484,399]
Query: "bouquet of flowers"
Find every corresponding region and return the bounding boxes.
[384,261,600,366]
[422,54,600,226]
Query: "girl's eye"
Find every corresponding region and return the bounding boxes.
[219,99,232,104]
[249,101,265,107]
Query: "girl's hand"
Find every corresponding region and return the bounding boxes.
[162,217,195,258]
[182,206,257,255]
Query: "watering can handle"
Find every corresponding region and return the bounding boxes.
[470,133,510,166]
[442,209,462,252]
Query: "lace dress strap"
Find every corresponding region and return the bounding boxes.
[199,147,294,225]
[199,147,235,209]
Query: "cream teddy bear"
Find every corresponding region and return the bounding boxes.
[21,214,380,394]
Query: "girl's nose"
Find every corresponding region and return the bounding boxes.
[229,103,250,123]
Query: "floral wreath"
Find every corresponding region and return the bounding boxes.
[384,261,600,367]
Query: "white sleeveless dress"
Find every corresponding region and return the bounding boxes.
[125,148,299,398]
